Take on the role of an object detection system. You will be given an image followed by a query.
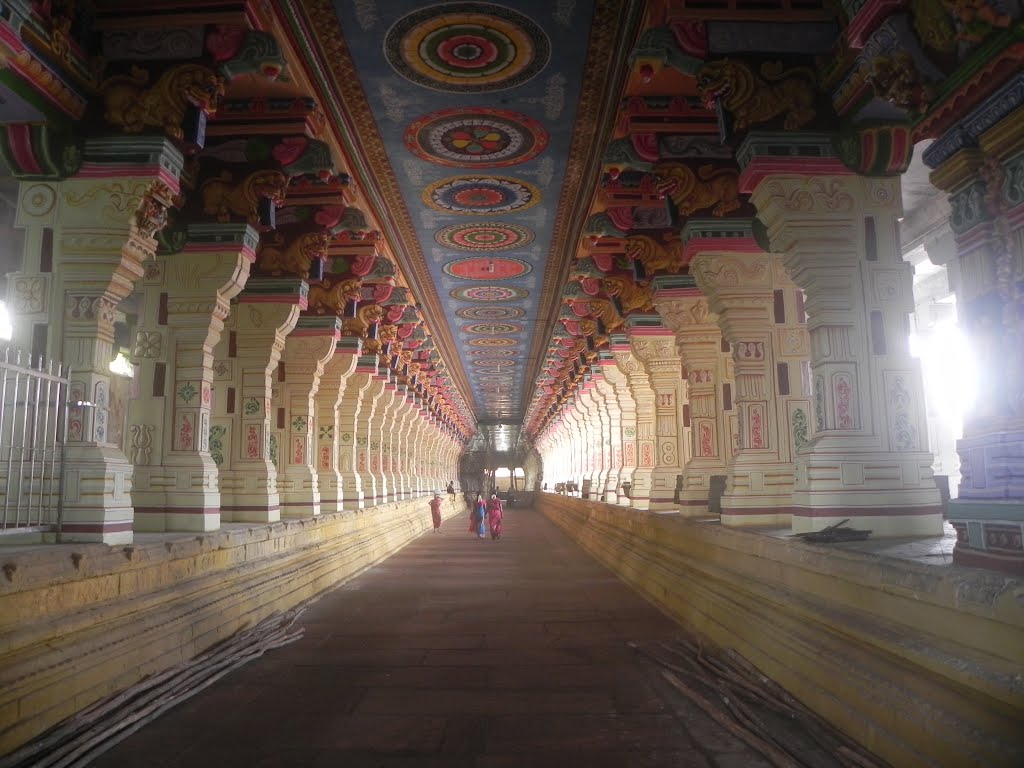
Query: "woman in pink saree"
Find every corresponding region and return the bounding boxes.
[486,492,503,540]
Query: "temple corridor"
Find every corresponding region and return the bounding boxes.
[85,505,770,768]
[1,1,1024,765]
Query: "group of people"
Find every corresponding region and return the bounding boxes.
[427,490,504,540]
[470,492,503,540]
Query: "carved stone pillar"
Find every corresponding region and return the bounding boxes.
[384,384,403,502]
[361,372,390,505]
[397,391,417,499]
[372,378,398,503]
[576,381,600,499]
[408,405,426,496]
[217,280,304,523]
[590,374,614,500]
[338,355,377,510]
[558,406,576,492]
[390,387,414,501]
[602,342,638,505]
[690,234,813,527]
[424,416,440,492]
[314,337,361,515]
[278,317,340,518]
[572,402,588,493]
[749,169,942,535]
[927,123,1024,574]
[563,414,575,489]
[30,138,182,543]
[594,365,622,503]
[655,278,733,516]
[630,320,685,512]
[131,223,258,533]
[614,345,655,510]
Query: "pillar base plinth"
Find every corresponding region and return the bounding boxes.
[947,499,1024,577]
[221,506,281,524]
[628,468,653,510]
[720,502,792,528]
[58,444,134,544]
[280,497,320,519]
[721,459,796,527]
[319,489,343,515]
[679,460,731,517]
[341,482,365,511]
[133,455,221,532]
[649,468,680,510]
[279,470,321,519]
[676,492,709,517]
[792,438,943,535]
[134,506,221,533]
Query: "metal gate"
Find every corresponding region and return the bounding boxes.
[0,348,69,537]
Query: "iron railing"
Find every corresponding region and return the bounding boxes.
[0,348,70,538]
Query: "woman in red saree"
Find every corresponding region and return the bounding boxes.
[486,493,503,540]
[429,492,443,532]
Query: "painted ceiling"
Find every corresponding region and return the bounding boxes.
[325,1,634,433]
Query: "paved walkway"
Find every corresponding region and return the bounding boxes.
[92,506,774,768]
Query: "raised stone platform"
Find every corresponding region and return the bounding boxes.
[538,495,1023,768]
[0,496,462,754]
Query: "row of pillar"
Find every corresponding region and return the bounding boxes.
[539,170,946,539]
[6,140,461,543]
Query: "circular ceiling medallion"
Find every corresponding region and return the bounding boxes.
[450,285,528,302]
[456,306,525,321]
[443,256,532,281]
[463,322,525,335]
[471,348,516,356]
[384,4,550,93]
[435,222,534,251]
[474,358,516,367]
[469,337,518,347]
[404,108,549,167]
[424,175,539,215]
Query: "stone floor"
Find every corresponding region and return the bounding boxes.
[88,506,781,768]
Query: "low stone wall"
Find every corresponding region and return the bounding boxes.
[0,497,459,754]
[538,494,1024,768]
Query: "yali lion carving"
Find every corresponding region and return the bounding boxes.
[342,303,383,339]
[200,169,288,226]
[102,64,225,140]
[600,276,655,313]
[307,278,361,315]
[866,52,935,113]
[660,163,741,217]
[624,235,683,273]
[696,59,817,132]
[257,231,330,279]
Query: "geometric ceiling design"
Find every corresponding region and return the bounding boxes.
[328,0,631,429]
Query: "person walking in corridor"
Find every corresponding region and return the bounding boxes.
[486,492,503,540]
[446,481,456,502]
[429,491,443,533]
[470,493,486,538]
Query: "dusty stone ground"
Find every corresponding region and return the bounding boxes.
[89,506,812,767]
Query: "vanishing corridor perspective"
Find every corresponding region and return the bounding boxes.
[0,1,1022,767]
